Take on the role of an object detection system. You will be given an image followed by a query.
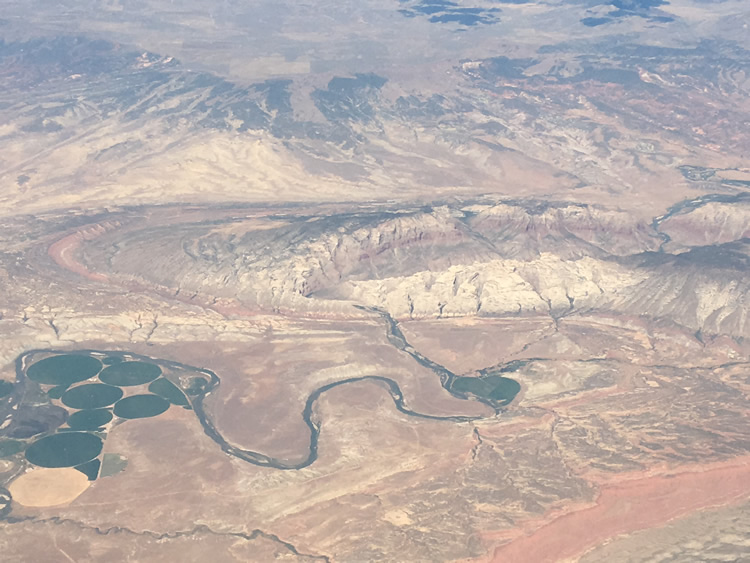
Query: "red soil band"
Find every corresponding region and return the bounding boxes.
[46,223,367,321]
[478,456,750,563]
[48,229,110,282]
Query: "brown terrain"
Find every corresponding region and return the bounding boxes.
[2,195,749,561]
[1,0,750,561]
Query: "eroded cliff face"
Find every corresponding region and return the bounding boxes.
[78,197,750,336]
[660,200,750,248]
[465,203,663,258]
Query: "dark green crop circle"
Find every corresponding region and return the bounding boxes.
[25,432,102,468]
[99,362,162,386]
[61,384,123,409]
[67,409,114,430]
[26,355,102,386]
[451,375,521,405]
[113,395,169,419]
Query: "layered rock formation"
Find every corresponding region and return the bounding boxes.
[78,197,750,337]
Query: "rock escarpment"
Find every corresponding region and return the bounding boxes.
[80,197,750,337]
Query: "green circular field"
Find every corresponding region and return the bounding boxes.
[148,378,189,406]
[61,384,123,409]
[113,394,169,419]
[25,432,103,468]
[99,361,162,386]
[451,375,521,405]
[76,458,101,481]
[67,409,114,430]
[26,355,102,386]
[102,356,123,365]
[47,385,68,400]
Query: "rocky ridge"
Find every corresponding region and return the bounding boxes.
[77,196,750,337]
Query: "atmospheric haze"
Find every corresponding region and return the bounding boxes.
[1,0,750,561]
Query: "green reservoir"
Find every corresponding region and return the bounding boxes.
[113,394,170,419]
[451,375,521,405]
[25,432,103,468]
[99,361,162,386]
[61,384,123,409]
[26,355,102,386]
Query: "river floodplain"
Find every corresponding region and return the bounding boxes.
[2,314,521,510]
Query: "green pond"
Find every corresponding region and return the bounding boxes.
[451,375,521,405]
[61,384,123,409]
[26,354,102,386]
[66,409,114,430]
[148,378,189,406]
[99,361,162,386]
[25,432,103,468]
[113,394,170,419]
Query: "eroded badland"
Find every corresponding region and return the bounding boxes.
[1,1,750,561]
